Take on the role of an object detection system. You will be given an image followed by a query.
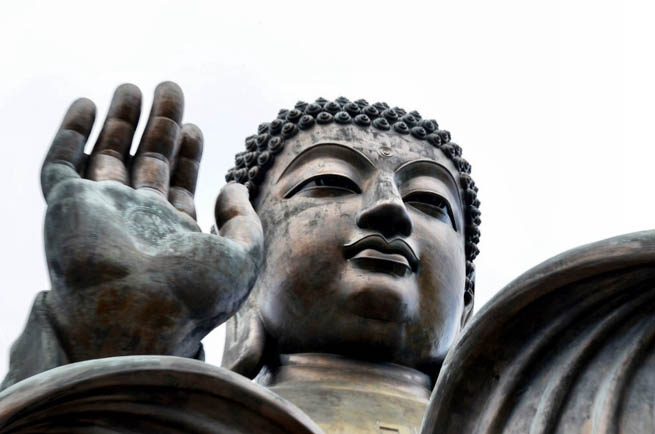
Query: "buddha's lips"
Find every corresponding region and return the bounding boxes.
[343,234,419,272]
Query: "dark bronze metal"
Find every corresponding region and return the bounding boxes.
[0,82,652,433]
[421,230,655,434]
[0,356,323,433]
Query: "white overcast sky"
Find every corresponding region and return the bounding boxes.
[1,0,653,378]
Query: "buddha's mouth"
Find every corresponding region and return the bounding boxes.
[349,249,411,277]
[343,235,419,275]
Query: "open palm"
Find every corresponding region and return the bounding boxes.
[40,83,263,361]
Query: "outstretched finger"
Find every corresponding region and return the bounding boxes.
[41,98,96,200]
[169,124,203,219]
[215,183,263,261]
[87,83,142,183]
[131,82,183,196]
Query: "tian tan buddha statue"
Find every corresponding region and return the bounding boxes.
[0,82,652,434]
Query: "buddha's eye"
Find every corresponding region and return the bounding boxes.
[404,192,456,231]
[286,174,361,198]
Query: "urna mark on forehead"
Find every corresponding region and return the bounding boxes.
[224,97,481,299]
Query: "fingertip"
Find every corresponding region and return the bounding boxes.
[179,123,204,160]
[116,82,142,98]
[221,181,249,198]
[62,98,96,137]
[215,182,252,225]
[109,83,142,125]
[71,97,96,115]
[156,80,182,92]
[153,81,184,123]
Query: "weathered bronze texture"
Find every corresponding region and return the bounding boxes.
[2,82,263,389]
[262,353,431,433]
[0,356,323,433]
[0,82,652,433]
[241,123,472,374]
[421,230,655,434]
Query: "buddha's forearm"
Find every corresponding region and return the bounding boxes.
[1,292,68,390]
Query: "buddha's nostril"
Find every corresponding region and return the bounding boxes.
[357,200,413,238]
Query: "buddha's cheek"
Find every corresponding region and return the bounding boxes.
[255,200,354,348]
[408,221,466,365]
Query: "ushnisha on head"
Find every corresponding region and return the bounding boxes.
[222,97,481,378]
[226,97,480,299]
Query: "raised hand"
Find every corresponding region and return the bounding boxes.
[39,82,263,361]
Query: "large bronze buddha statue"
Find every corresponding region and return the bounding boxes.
[0,82,652,434]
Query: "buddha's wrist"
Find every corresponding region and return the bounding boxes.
[43,285,204,362]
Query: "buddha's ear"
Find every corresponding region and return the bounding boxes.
[221,295,266,379]
[460,279,475,329]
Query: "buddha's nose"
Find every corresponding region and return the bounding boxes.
[356,175,413,238]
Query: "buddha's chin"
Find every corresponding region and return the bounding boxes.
[341,264,419,324]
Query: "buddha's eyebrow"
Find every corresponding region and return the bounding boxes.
[276,142,375,183]
[395,159,462,205]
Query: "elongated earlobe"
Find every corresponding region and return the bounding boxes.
[461,273,475,328]
[461,291,474,328]
[221,296,266,379]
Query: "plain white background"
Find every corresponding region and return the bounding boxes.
[1,0,653,378]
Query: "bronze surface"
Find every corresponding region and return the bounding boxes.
[0,82,652,433]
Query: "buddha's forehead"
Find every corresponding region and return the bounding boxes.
[268,123,460,180]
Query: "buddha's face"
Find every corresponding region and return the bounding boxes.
[251,124,470,373]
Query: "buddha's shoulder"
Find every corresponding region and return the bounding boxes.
[0,355,324,433]
[422,230,655,434]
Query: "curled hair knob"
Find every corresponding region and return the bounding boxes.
[268,136,284,154]
[409,110,422,119]
[437,130,451,143]
[245,137,257,152]
[393,107,407,117]
[325,101,341,114]
[286,109,302,123]
[294,100,308,112]
[244,151,257,167]
[382,108,399,122]
[426,133,442,147]
[298,114,316,130]
[335,96,350,106]
[354,114,371,126]
[316,111,333,124]
[258,123,269,134]
[235,153,246,168]
[420,119,438,133]
[392,121,409,134]
[305,103,322,115]
[256,133,270,150]
[401,114,418,127]
[335,111,352,124]
[372,117,390,130]
[343,102,360,116]
[281,122,299,138]
[257,150,273,168]
[373,102,389,111]
[411,126,427,139]
[225,168,236,182]
[269,118,283,134]
[364,105,379,117]
[234,168,248,183]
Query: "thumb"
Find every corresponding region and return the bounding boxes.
[214,182,263,262]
